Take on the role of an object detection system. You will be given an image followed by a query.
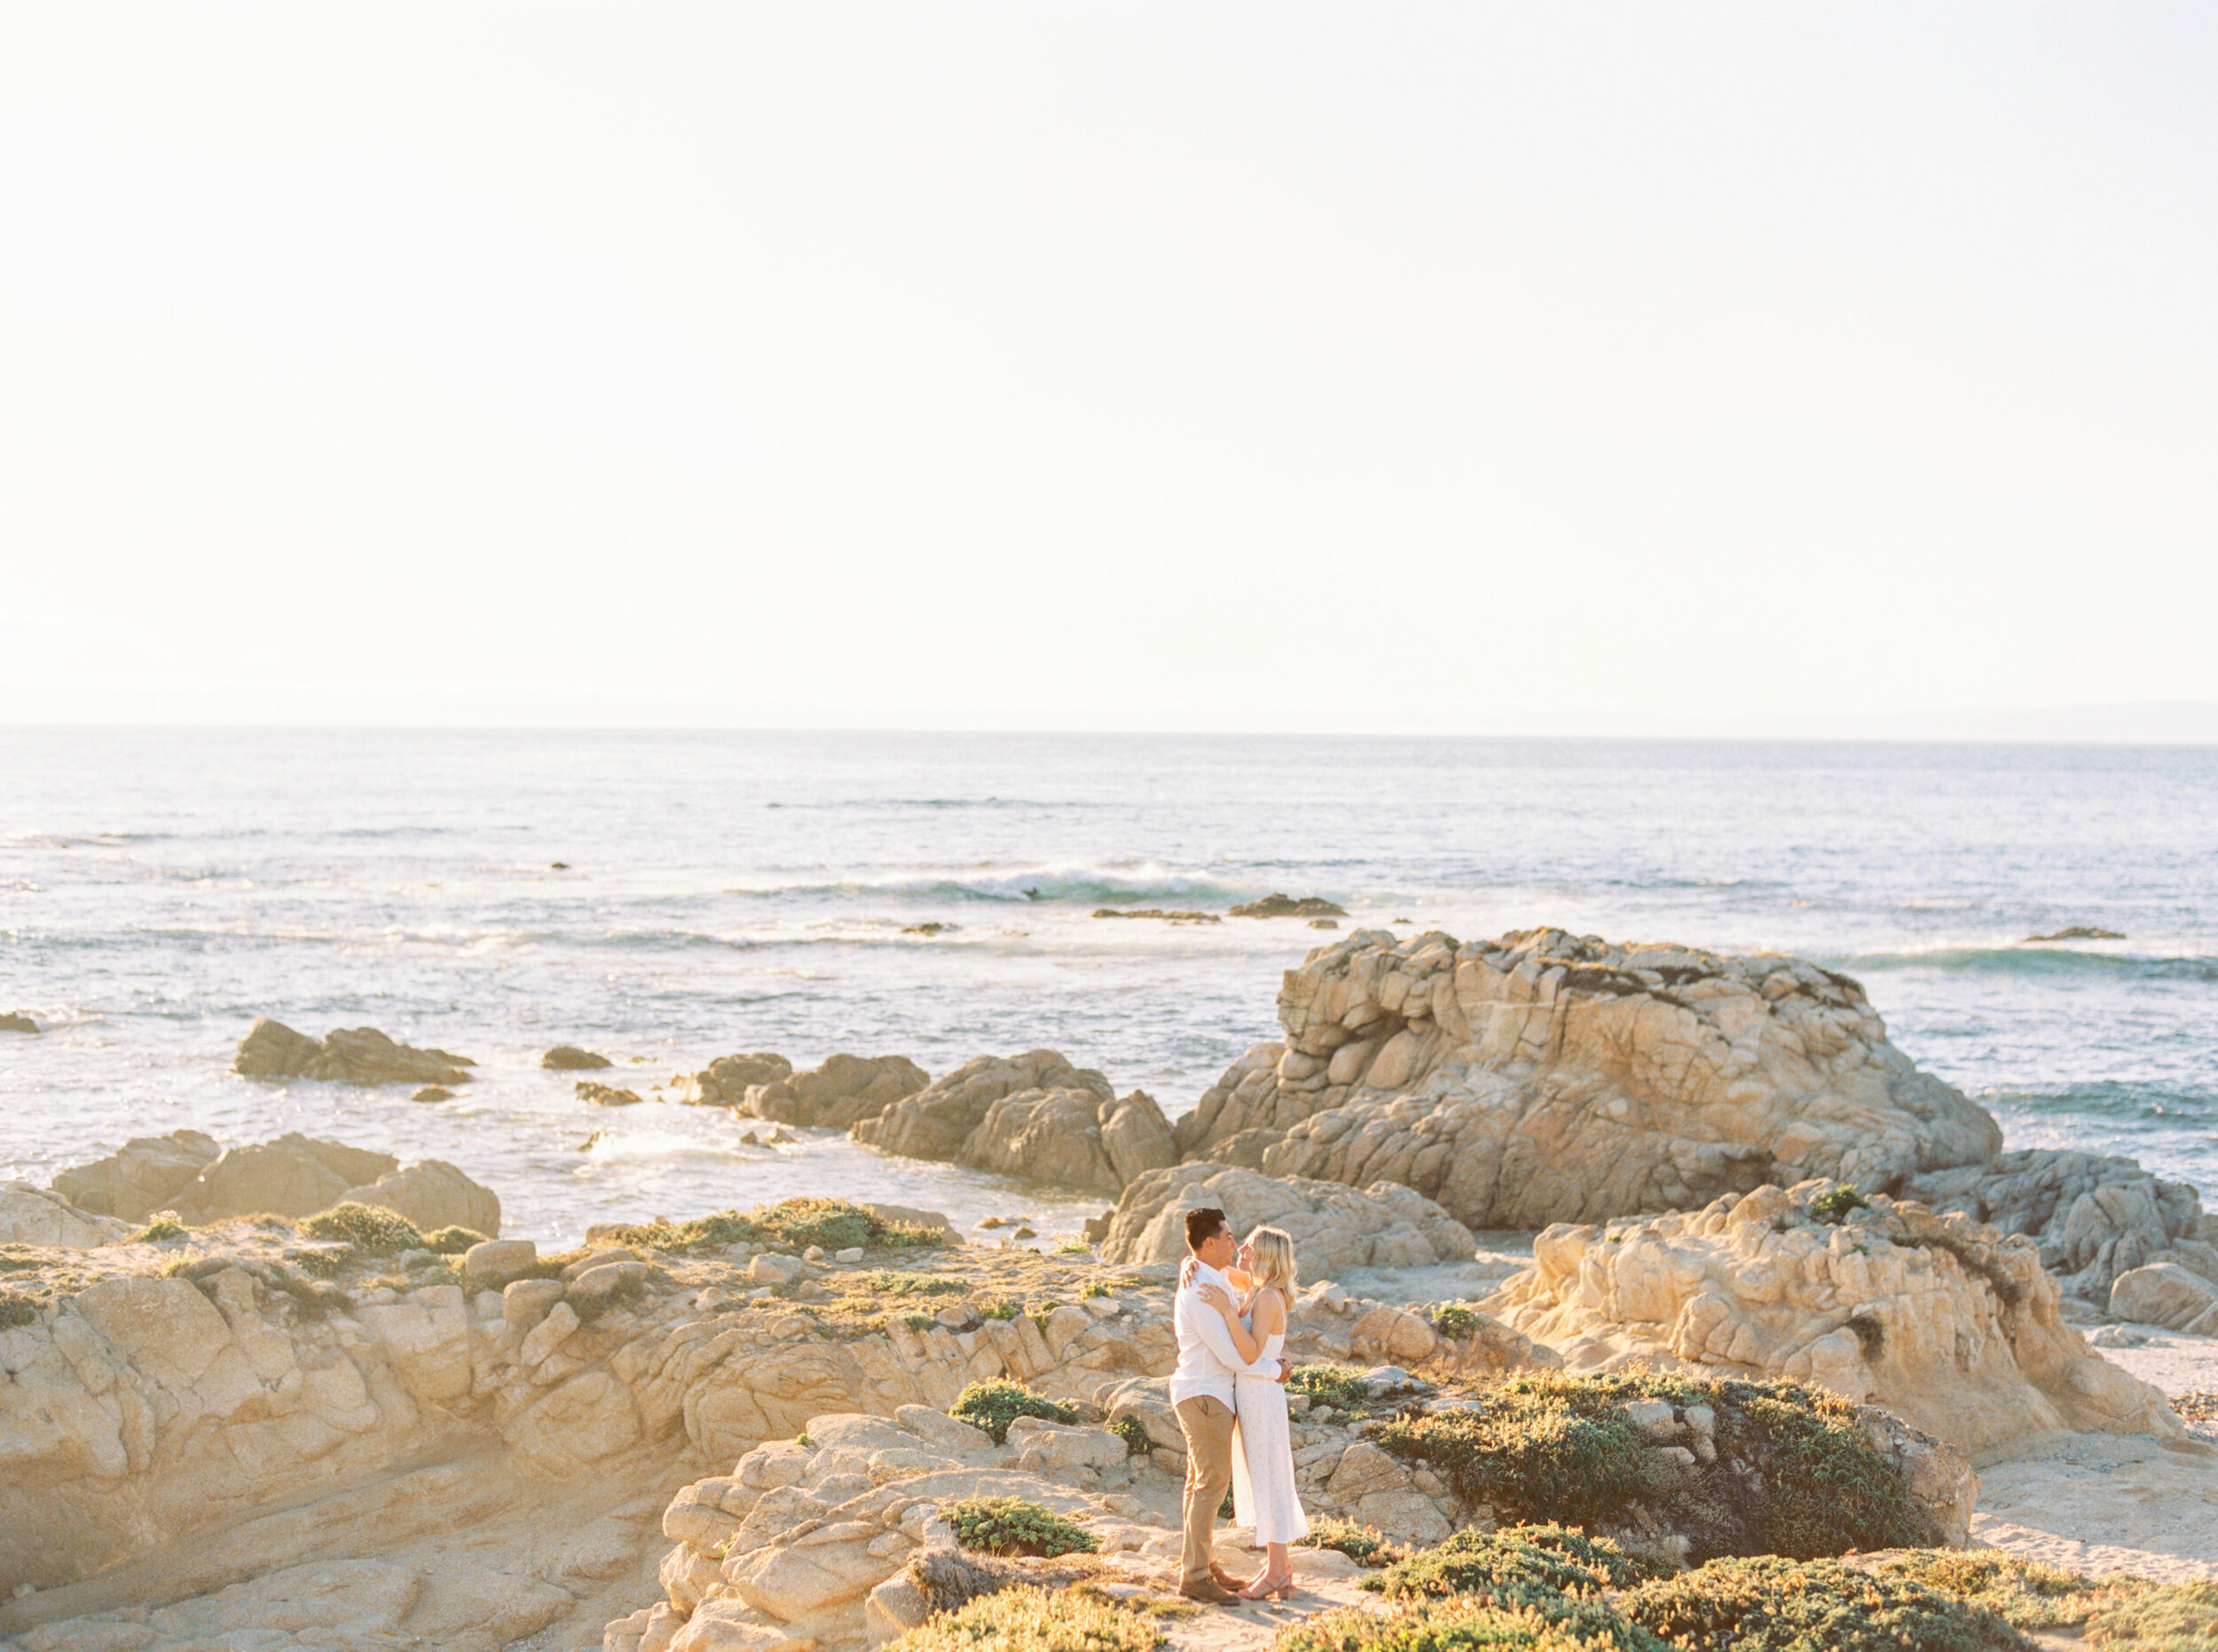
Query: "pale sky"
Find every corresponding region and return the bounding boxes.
[3,5,2214,735]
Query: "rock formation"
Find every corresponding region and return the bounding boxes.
[49,1129,221,1222]
[673,1052,793,1107]
[43,1132,500,1236]
[1178,927,2002,1231]
[1231,893,1349,918]
[1099,1164,1478,1277]
[0,1183,132,1248]
[852,1051,1177,1196]
[2110,1262,2218,1333]
[743,1054,931,1130]
[1485,1179,2184,1461]
[233,1019,476,1087]
[1903,1149,2211,1302]
[581,1082,648,1107]
[1,1011,40,1033]
[544,1045,615,1070]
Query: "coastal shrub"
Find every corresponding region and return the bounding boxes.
[1291,1363,1372,1412]
[297,1202,423,1254]
[1109,1415,1152,1457]
[950,1381,1078,1444]
[292,1247,353,1278]
[1366,1527,1671,1605]
[1811,1184,1870,1224]
[1431,1305,1482,1342]
[904,1313,939,1332]
[0,1287,38,1329]
[1053,1237,1090,1255]
[866,1270,963,1296]
[981,1300,1023,1321]
[1372,1371,1931,1559]
[1081,1281,1110,1299]
[1280,1597,1664,1652]
[884,1585,1158,1652]
[133,1217,187,1244]
[1876,1552,2218,1643]
[1619,1555,2031,1652]
[1300,1518,1412,1569]
[603,1198,940,1258]
[422,1225,486,1255]
[941,1497,1100,1559]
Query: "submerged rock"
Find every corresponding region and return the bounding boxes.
[233,1019,475,1087]
[578,1081,646,1107]
[541,1044,614,1070]
[1487,1178,2185,1460]
[1230,893,1349,918]
[2025,926,2126,941]
[1178,927,2002,1231]
[1,1011,40,1034]
[852,1050,1176,1195]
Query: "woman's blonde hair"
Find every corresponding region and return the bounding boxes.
[1245,1226,1297,1300]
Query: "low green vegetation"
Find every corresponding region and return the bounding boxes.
[949,1381,1079,1444]
[1290,1362,1372,1412]
[1371,1371,1936,1559]
[866,1270,964,1296]
[1365,1527,1670,1606]
[422,1225,485,1255]
[133,1218,187,1244]
[1053,1237,1090,1255]
[941,1497,1100,1560]
[1430,1305,1482,1342]
[602,1197,941,1256]
[1810,1184,1870,1224]
[1619,1556,2027,1652]
[981,1300,1023,1321]
[885,1585,1159,1652]
[1108,1415,1152,1457]
[1299,1518,1412,1569]
[1282,1598,1663,1652]
[297,1202,423,1254]
[1875,1551,2218,1646]
[1081,1281,1110,1300]
[0,1287,38,1329]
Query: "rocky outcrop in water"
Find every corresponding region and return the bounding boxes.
[1230,893,1348,918]
[233,1019,476,1086]
[1178,927,2002,1231]
[1,1011,40,1034]
[744,1053,931,1130]
[543,1044,614,1070]
[673,1052,794,1106]
[1099,1164,1477,1276]
[1485,1179,2185,1461]
[852,1050,1177,1195]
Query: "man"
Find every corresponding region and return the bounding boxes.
[1168,1205,1289,1603]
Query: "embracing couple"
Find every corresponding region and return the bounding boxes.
[1168,1205,1309,1603]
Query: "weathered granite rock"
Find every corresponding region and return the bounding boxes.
[50,1129,221,1222]
[1488,1179,2185,1460]
[673,1053,794,1107]
[1179,928,2002,1230]
[1904,1148,2207,1300]
[1,1011,40,1034]
[233,1019,476,1086]
[852,1050,1176,1195]
[2110,1262,2218,1334]
[545,1044,616,1070]
[743,1054,931,1131]
[580,1082,649,1107]
[169,1134,400,1224]
[1231,893,1348,919]
[1100,1164,1476,1277]
[0,1182,133,1248]
[341,1159,502,1239]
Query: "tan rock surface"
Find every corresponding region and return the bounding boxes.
[341,1159,502,1238]
[1179,927,2002,1229]
[1488,1179,2185,1460]
[166,1134,400,1224]
[233,1019,476,1086]
[1100,1164,1475,1277]
[0,1182,134,1249]
[743,1053,930,1130]
[852,1050,1176,1195]
[49,1130,220,1223]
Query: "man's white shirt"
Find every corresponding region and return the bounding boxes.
[1168,1261,1279,1408]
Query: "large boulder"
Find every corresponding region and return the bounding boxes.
[743,1054,930,1130]
[49,1130,220,1222]
[0,1183,132,1248]
[1178,927,2002,1230]
[1099,1165,1476,1278]
[234,1019,475,1087]
[1487,1179,2184,1461]
[852,1050,1176,1195]
[1,1012,40,1034]
[1904,1149,2209,1301]
[167,1135,401,1224]
[341,1160,501,1239]
[673,1052,794,1106]
[2109,1263,2218,1333]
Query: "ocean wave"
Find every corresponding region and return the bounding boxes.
[1842,946,2218,983]
[763,798,1060,811]
[0,830,172,850]
[720,864,1253,908]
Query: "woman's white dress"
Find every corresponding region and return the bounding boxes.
[1231,1316,1309,1546]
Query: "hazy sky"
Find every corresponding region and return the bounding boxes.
[3,5,2213,734]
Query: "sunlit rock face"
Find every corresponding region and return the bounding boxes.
[1177,926,2002,1230]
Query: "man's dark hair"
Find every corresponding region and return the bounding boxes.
[1185,1206,1228,1254]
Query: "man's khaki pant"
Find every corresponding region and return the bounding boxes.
[1173,1394,1236,1589]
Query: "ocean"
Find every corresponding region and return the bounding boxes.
[3,728,2214,1247]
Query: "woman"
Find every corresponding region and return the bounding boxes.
[1195,1226,1307,1598]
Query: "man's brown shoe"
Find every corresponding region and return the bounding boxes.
[1210,1564,1244,1590]
[1179,1579,1241,1605]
